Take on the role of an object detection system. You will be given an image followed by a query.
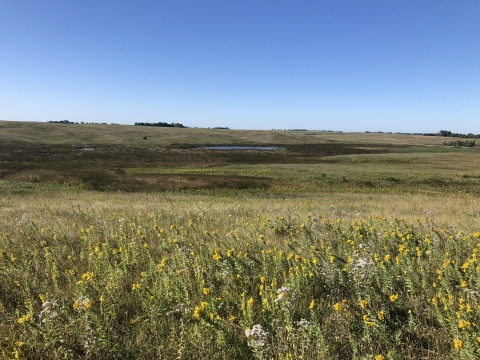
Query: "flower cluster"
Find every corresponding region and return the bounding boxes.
[245,324,269,348]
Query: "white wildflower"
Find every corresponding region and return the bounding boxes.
[73,295,92,311]
[166,303,188,317]
[39,300,61,323]
[464,288,480,299]
[274,286,291,303]
[351,253,374,279]
[245,324,269,348]
[16,213,29,226]
[296,318,310,329]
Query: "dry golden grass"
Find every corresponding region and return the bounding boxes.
[2,190,479,232]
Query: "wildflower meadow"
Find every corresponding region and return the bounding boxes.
[2,194,480,359]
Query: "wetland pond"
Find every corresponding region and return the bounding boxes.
[196,146,285,150]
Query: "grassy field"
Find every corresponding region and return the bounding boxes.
[1,120,480,359]
[0,120,450,146]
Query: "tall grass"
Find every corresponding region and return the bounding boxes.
[1,192,480,359]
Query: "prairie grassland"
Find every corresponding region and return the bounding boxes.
[1,121,480,359]
[0,120,459,146]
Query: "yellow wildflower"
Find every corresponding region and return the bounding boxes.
[132,283,142,291]
[17,313,32,324]
[73,296,93,310]
[212,249,221,261]
[458,320,470,330]
[157,258,167,271]
[453,338,463,350]
[81,272,94,282]
[193,302,208,319]
[359,299,368,309]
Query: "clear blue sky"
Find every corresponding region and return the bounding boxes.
[1,1,479,132]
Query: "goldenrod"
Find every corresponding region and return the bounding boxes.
[453,339,463,350]
[359,299,368,309]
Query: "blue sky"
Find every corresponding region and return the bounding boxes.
[1,1,479,132]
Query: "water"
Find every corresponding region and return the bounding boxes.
[197,146,285,151]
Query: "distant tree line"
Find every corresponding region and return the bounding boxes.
[424,130,480,138]
[48,120,119,125]
[134,122,186,128]
[48,120,74,124]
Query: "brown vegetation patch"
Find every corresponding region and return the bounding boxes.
[0,142,389,192]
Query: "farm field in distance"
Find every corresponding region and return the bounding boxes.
[1,120,480,359]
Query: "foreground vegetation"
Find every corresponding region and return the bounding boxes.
[1,121,480,359]
[2,192,480,359]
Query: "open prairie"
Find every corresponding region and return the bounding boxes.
[1,120,480,359]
